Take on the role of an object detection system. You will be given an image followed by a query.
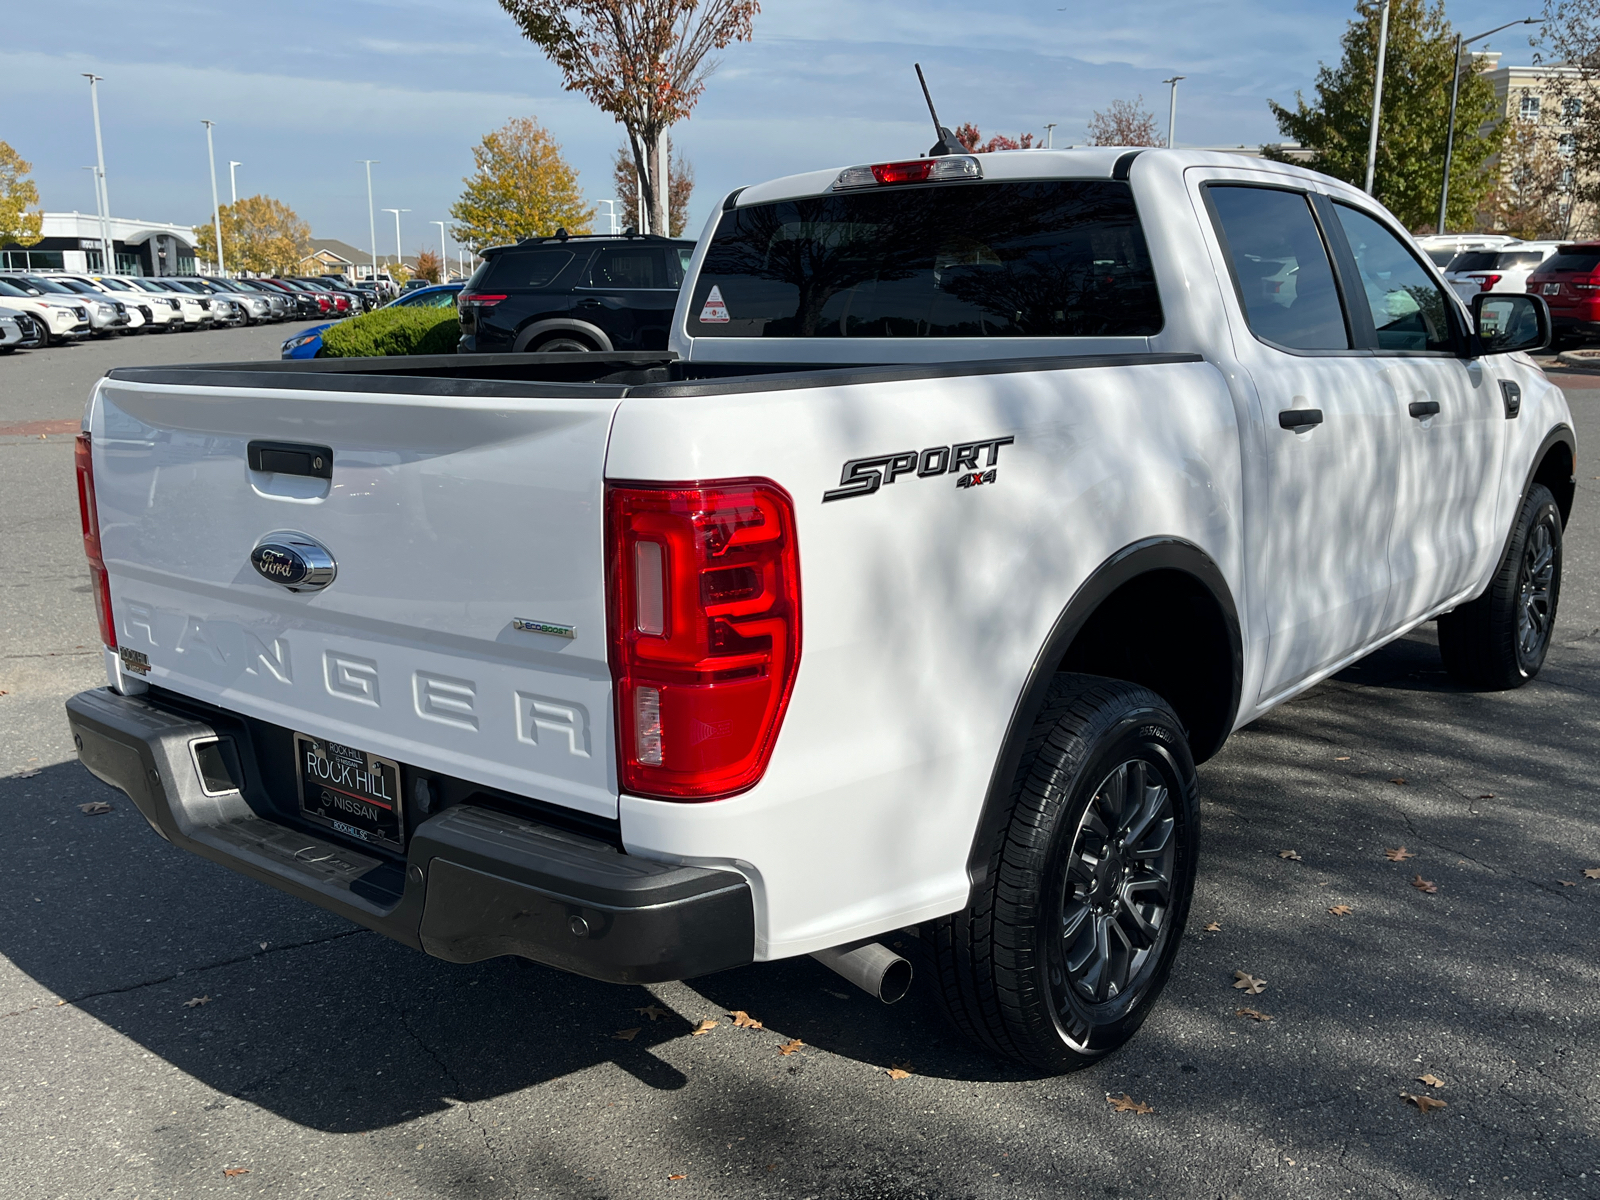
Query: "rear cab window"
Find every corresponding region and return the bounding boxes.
[686,180,1163,339]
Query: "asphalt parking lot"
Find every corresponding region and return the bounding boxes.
[1,330,1597,1200]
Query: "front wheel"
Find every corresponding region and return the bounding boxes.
[926,674,1198,1072]
[1438,483,1563,689]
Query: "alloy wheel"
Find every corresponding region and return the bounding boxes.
[1518,514,1558,660]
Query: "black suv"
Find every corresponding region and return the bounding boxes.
[457,232,694,353]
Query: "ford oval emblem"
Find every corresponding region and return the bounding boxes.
[251,531,336,592]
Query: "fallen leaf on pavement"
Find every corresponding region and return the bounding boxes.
[1106,1093,1154,1114]
[635,1003,669,1022]
[1411,874,1438,894]
[1334,756,1351,761]
[222,1167,250,1177]
[1204,922,1222,932]
[1232,971,1267,994]
[1389,777,1408,785]
[1478,794,1495,800]
[20,770,40,779]
[1385,847,1416,862]
[886,1061,914,1079]
[1401,1092,1447,1114]
[690,1019,717,1036]
[778,1039,803,1056]
[183,996,211,1008]
[1418,1073,1446,1088]
[1560,880,1577,887]
[668,1174,687,1181]
[612,1028,641,1042]
[1279,849,1303,861]
[1584,868,1600,880]
[1235,1008,1272,1021]
[78,801,111,815]
[730,1010,763,1029]
[1327,905,1353,916]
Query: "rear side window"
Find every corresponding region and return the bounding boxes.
[1496,251,1547,269]
[585,246,681,289]
[1542,251,1600,273]
[1206,185,1349,351]
[687,180,1162,339]
[480,249,575,290]
[1448,251,1499,272]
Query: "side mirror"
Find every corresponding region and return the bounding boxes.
[1472,292,1550,355]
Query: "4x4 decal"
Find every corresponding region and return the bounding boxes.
[822,437,1014,502]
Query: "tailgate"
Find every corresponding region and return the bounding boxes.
[89,376,622,819]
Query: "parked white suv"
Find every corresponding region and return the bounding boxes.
[1444,243,1562,303]
[0,276,91,345]
[90,276,186,332]
[66,149,1574,1073]
[1415,232,1522,268]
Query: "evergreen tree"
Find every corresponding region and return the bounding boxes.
[1267,0,1503,230]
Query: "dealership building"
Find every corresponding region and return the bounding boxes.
[1,212,198,276]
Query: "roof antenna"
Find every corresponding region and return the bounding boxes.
[915,63,964,157]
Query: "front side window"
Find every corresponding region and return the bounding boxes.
[687,180,1163,339]
[1207,185,1349,351]
[1332,203,1454,353]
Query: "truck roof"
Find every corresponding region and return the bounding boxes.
[730,146,1334,209]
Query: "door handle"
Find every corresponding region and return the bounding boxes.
[1408,400,1441,419]
[1278,408,1324,432]
[575,298,604,308]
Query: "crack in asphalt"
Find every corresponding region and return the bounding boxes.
[0,926,369,1022]
[390,998,510,1173]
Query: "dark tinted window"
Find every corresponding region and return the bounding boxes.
[1207,185,1349,351]
[0,279,32,297]
[586,246,680,289]
[688,180,1162,339]
[1448,251,1500,272]
[1542,251,1600,273]
[1497,251,1547,269]
[21,276,74,294]
[481,249,575,289]
[1333,203,1454,353]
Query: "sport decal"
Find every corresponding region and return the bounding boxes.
[822,436,1014,502]
[698,285,730,323]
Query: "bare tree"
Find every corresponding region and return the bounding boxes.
[499,0,758,235]
[1539,0,1600,223]
[614,143,696,235]
[1481,113,1581,238]
[1086,98,1161,147]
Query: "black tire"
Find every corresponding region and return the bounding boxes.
[925,674,1199,1072]
[1438,483,1562,689]
[530,332,595,353]
[32,317,52,348]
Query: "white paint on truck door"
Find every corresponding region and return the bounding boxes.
[1200,181,1402,702]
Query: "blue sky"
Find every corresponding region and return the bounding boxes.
[0,0,1546,257]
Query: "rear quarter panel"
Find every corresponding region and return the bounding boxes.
[607,360,1243,958]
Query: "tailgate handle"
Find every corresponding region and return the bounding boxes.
[248,440,333,479]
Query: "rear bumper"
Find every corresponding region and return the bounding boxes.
[65,687,754,984]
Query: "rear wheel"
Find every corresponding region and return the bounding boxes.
[1438,483,1563,689]
[530,332,596,353]
[925,674,1198,1072]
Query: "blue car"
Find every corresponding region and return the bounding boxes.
[281,282,463,358]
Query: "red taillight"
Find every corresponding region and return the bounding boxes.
[606,479,801,800]
[1478,274,1503,291]
[871,159,935,185]
[74,432,116,651]
[461,292,507,308]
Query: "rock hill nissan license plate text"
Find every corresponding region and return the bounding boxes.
[296,736,403,850]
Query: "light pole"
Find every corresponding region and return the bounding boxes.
[1043,122,1056,149]
[431,220,448,280]
[228,161,241,205]
[1364,0,1391,195]
[1438,17,1543,233]
[595,199,617,235]
[80,166,104,271]
[357,160,379,282]
[382,208,410,285]
[201,120,225,276]
[1161,76,1185,148]
[82,74,113,274]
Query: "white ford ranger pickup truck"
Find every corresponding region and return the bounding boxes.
[65,149,1575,1072]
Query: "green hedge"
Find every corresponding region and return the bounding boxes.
[318,305,459,357]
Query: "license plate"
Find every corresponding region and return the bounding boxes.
[295,735,404,850]
[1544,282,1562,295]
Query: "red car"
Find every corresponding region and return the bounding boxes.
[1525,241,1600,345]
